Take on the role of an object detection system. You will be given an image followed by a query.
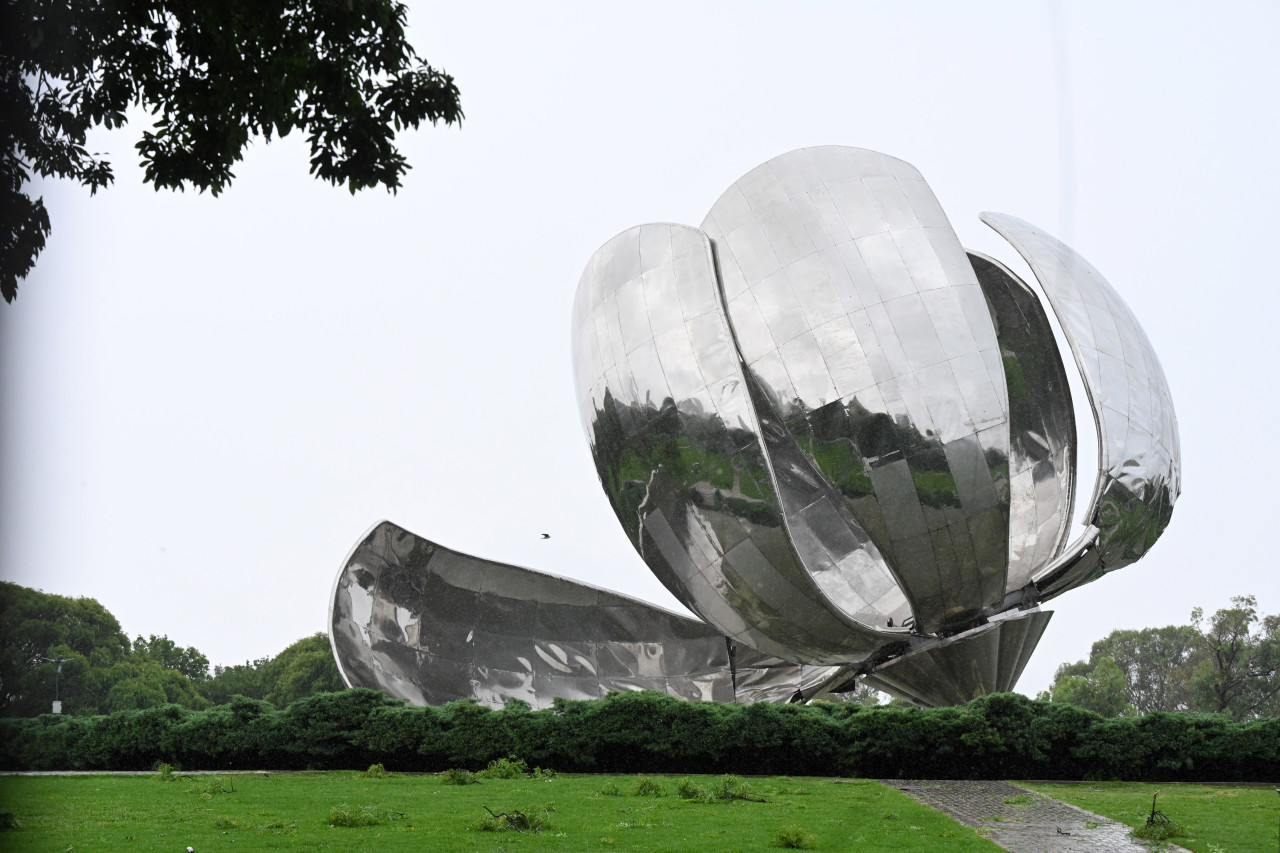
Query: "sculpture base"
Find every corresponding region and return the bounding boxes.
[859,609,1052,707]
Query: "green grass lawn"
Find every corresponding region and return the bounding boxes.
[0,771,1005,853]
[1024,782,1280,853]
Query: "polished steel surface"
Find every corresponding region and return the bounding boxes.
[331,520,831,709]
[699,147,1011,635]
[572,223,907,666]
[860,609,1053,707]
[980,213,1180,576]
[968,251,1077,593]
[332,145,1180,710]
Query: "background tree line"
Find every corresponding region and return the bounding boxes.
[0,582,343,717]
[1041,595,1279,719]
[2,581,1275,720]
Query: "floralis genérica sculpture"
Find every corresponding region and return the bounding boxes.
[330,147,1180,708]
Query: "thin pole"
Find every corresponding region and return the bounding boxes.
[41,655,67,712]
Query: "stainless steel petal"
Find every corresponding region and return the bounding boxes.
[968,251,1077,590]
[331,521,751,709]
[980,213,1180,578]
[572,223,904,665]
[703,146,1011,633]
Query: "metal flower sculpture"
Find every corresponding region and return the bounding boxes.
[331,147,1180,708]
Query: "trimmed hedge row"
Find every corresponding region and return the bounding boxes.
[1,690,1276,781]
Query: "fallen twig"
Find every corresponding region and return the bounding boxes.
[482,805,537,834]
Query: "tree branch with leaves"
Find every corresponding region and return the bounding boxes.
[1044,595,1279,719]
[1190,595,1280,718]
[1,0,462,302]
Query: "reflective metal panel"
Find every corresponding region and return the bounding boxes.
[729,648,846,704]
[968,251,1077,591]
[703,147,1011,634]
[980,213,1180,572]
[572,224,905,665]
[860,609,1053,707]
[332,521,833,708]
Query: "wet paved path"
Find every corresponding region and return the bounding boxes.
[883,780,1189,853]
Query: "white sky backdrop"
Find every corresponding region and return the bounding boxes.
[3,1,1277,697]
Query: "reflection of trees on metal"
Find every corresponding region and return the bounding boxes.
[331,147,1180,709]
[331,521,843,707]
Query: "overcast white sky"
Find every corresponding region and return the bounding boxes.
[3,1,1277,698]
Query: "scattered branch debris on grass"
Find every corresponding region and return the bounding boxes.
[677,775,769,803]
[327,804,406,827]
[471,805,551,834]
[1132,820,1186,841]
[187,777,236,800]
[440,756,555,784]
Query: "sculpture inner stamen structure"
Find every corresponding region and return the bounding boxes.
[330,147,1180,708]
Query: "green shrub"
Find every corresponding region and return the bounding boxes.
[476,754,528,779]
[174,694,278,769]
[677,777,715,803]
[678,775,766,803]
[439,699,515,768]
[632,776,665,796]
[774,824,817,848]
[353,702,444,768]
[598,780,620,796]
[714,774,764,801]
[0,690,1276,781]
[273,690,404,770]
[361,763,388,777]
[439,768,478,785]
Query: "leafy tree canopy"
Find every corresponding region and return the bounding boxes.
[1052,624,1202,714]
[100,657,209,711]
[199,657,270,706]
[1046,656,1135,718]
[1,0,463,302]
[1190,595,1280,718]
[259,632,344,707]
[0,581,130,715]
[1045,595,1279,719]
[130,633,210,681]
[1,582,347,716]
[196,633,344,708]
